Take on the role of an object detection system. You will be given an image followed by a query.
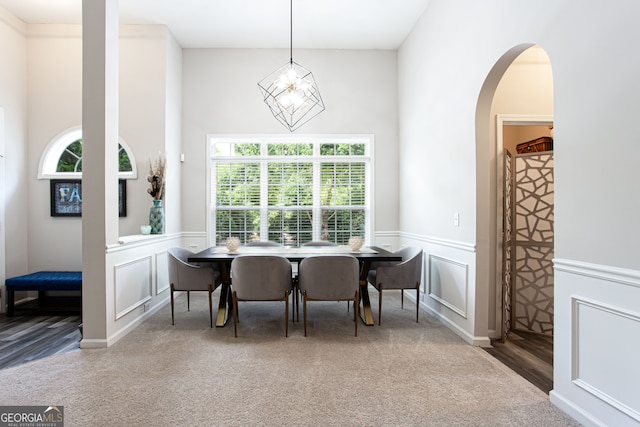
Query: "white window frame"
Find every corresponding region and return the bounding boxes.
[38,126,137,179]
[207,134,374,247]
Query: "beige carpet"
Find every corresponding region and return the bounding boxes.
[0,289,579,426]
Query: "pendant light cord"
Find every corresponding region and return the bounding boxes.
[290,0,293,64]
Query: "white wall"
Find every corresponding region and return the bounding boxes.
[27,24,83,270]
[399,0,640,425]
[181,48,399,241]
[164,31,183,234]
[118,25,170,236]
[0,7,28,283]
[25,24,174,271]
[492,47,554,117]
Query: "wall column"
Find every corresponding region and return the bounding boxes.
[80,0,119,347]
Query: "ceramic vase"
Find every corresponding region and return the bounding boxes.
[149,199,165,234]
[226,237,240,252]
[349,236,363,251]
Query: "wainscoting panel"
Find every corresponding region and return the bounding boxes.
[114,256,153,320]
[552,259,640,426]
[427,254,468,318]
[155,250,169,295]
[572,297,640,422]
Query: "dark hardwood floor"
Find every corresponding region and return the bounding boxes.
[484,329,553,394]
[0,303,82,370]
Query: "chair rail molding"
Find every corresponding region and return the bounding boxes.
[399,231,476,253]
[554,258,640,289]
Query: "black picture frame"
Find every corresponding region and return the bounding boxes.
[50,179,127,217]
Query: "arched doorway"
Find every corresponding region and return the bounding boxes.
[475,44,555,392]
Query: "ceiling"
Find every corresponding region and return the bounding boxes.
[0,0,431,49]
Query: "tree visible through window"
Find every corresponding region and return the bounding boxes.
[210,136,371,246]
[38,127,137,180]
[56,138,133,173]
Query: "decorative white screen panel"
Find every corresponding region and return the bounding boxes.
[155,250,169,295]
[428,255,468,318]
[514,154,554,243]
[513,245,554,333]
[512,152,554,335]
[114,256,152,320]
[503,148,513,341]
[573,298,640,422]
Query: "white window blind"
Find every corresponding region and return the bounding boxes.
[209,136,371,247]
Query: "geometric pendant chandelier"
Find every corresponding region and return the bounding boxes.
[258,0,325,132]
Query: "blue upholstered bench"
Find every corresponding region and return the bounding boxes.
[5,271,82,316]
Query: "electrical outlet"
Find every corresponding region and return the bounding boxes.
[143,302,150,312]
[453,212,460,227]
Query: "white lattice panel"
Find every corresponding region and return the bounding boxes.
[512,152,554,335]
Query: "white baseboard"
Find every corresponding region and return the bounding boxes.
[80,295,170,349]
[405,292,491,347]
[550,390,604,427]
[79,338,108,349]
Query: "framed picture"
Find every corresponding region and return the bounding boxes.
[50,179,127,217]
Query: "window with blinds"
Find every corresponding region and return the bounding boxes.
[209,136,371,246]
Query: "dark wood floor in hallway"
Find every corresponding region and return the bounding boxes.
[0,312,82,370]
[484,329,553,394]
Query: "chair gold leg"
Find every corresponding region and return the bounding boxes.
[187,290,190,311]
[401,289,404,309]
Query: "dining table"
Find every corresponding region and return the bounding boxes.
[188,245,402,327]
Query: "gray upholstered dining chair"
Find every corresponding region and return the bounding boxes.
[230,255,293,337]
[167,247,222,328]
[367,246,423,325]
[294,240,338,319]
[298,255,360,337]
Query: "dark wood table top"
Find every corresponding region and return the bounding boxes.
[188,245,401,264]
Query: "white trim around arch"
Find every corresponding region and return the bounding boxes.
[37,125,138,180]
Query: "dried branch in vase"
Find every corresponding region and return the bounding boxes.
[147,154,166,200]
